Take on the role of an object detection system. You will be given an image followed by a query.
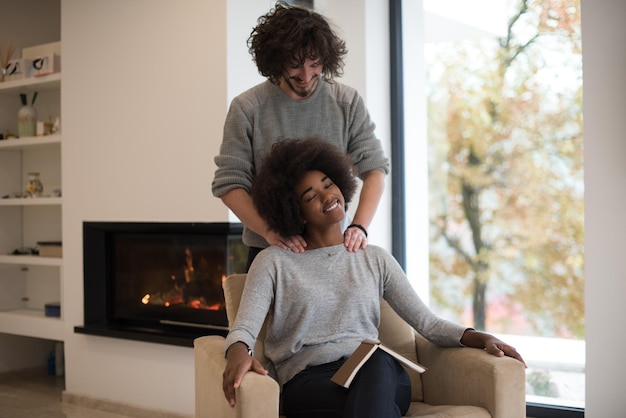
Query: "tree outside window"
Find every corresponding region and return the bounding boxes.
[424,0,583,407]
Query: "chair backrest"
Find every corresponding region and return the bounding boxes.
[222,273,424,400]
[378,300,425,400]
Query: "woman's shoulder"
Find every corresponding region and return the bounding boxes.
[336,244,388,265]
[249,245,300,270]
[253,245,287,264]
[362,244,391,257]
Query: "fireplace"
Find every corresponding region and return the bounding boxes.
[74,222,246,347]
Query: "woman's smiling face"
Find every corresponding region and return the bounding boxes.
[294,170,346,228]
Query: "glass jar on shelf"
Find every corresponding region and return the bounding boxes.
[18,105,37,138]
[18,92,38,138]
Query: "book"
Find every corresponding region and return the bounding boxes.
[331,340,427,388]
[37,241,62,258]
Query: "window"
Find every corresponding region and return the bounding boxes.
[394,0,584,414]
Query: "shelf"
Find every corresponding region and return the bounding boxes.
[0,73,61,95]
[0,255,62,267]
[0,135,61,150]
[0,48,62,346]
[0,309,64,341]
[0,197,62,206]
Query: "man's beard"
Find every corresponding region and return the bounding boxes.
[284,74,320,98]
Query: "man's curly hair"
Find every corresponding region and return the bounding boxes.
[247,2,347,85]
[252,138,357,237]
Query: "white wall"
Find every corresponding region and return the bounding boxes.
[316,0,392,249]
[61,0,227,414]
[582,0,626,415]
[61,0,389,415]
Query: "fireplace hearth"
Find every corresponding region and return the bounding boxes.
[74,222,245,347]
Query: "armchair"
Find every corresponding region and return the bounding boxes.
[195,274,526,418]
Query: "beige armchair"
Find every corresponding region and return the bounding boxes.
[195,274,526,418]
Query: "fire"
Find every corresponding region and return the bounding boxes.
[141,294,150,305]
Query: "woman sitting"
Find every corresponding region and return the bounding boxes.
[222,137,525,418]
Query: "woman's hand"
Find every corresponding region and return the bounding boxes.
[482,335,526,366]
[222,342,268,407]
[461,329,527,367]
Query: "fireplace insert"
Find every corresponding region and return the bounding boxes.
[75,222,246,347]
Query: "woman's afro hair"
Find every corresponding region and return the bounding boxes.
[252,137,357,237]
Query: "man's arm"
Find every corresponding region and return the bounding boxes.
[343,169,385,251]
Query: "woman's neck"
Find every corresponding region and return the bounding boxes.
[304,226,343,250]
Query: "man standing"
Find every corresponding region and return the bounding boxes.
[212,2,389,269]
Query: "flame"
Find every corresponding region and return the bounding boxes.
[141,294,150,305]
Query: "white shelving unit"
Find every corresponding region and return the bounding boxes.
[0,133,61,150]
[0,308,64,341]
[0,73,60,95]
[0,255,62,266]
[0,196,62,206]
[0,73,63,342]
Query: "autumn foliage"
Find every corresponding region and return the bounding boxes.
[427,0,583,338]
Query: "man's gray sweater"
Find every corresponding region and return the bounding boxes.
[212,80,390,248]
[225,244,468,387]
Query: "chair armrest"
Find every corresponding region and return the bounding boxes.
[194,335,280,418]
[414,332,526,418]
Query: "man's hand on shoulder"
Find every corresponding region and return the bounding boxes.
[265,231,307,253]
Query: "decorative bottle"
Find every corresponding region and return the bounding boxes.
[26,172,44,197]
[18,92,38,138]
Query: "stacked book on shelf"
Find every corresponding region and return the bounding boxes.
[37,241,62,258]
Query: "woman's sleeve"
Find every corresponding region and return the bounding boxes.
[224,256,275,352]
[380,250,467,347]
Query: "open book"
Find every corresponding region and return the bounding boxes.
[331,340,427,388]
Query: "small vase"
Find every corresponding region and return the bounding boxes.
[18,105,37,138]
[26,172,44,197]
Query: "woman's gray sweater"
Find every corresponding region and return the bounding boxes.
[225,244,468,387]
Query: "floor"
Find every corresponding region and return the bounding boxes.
[1,367,540,418]
[0,368,134,418]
